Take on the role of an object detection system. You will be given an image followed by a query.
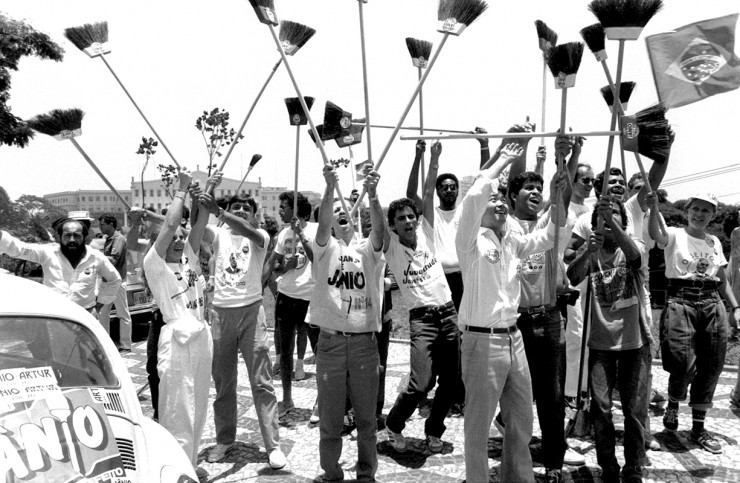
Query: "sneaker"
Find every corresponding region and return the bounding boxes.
[309,402,320,424]
[564,395,577,410]
[730,389,740,407]
[278,400,295,418]
[645,436,661,451]
[195,466,208,481]
[207,443,234,462]
[650,389,666,405]
[426,435,443,453]
[268,448,287,469]
[544,468,562,483]
[305,354,316,365]
[272,359,281,376]
[563,447,585,466]
[662,405,679,431]
[691,429,722,454]
[493,412,505,435]
[294,359,306,381]
[387,429,407,452]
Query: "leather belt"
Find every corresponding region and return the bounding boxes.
[517,304,558,315]
[321,328,374,337]
[462,324,518,335]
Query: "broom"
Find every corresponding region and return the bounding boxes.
[565,275,593,439]
[406,37,434,189]
[217,20,316,177]
[535,20,558,149]
[323,101,353,140]
[335,124,366,232]
[351,0,488,213]
[355,123,469,134]
[64,22,181,170]
[544,41,584,305]
[285,96,315,245]
[600,80,636,179]
[356,0,374,193]
[234,154,264,194]
[246,0,355,231]
[588,0,664,199]
[27,108,131,210]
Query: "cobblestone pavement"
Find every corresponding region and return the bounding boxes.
[121,338,740,482]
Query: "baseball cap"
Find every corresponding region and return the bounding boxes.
[686,193,718,208]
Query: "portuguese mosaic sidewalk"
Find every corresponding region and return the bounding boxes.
[121,338,740,482]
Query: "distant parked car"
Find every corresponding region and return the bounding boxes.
[0,274,196,482]
[109,251,159,339]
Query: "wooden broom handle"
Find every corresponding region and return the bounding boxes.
[69,137,131,210]
[358,0,373,166]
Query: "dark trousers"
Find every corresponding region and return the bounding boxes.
[660,291,728,410]
[275,293,314,401]
[445,271,466,406]
[386,301,459,438]
[517,307,567,469]
[589,344,650,481]
[146,311,165,420]
[376,319,392,415]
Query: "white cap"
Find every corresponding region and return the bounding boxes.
[686,193,719,208]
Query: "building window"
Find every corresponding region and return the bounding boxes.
[150,190,154,197]
[134,190,139,198]
[157,203,162,211]
[96,196,100,201]
[125,196,129,201]
[157,190,161,197]
[81,196,85,201]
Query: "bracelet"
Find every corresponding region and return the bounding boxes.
[174,192,185,200]
[481,146,490,150]
[369,195,378,201]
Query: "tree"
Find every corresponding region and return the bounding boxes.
[136,136,158,207]
[156,163,177,202]
[0,13,64,148]
[195,107,242,176]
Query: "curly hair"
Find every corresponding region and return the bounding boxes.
[590,199,628,231]
[279,191,312,220]
[387,198,420,227]
[593,167,624,199]
[507,171,543,210]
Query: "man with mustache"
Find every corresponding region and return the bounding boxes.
[0,218,121,312]
[197,193,285,469]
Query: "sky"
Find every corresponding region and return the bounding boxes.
[2,0,740,206]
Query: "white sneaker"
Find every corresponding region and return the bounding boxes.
[309,402,320,424]
[207,443,234,462]
[387,429,407,452]
[294,359,306,381]
[563,447,585,466]
[268,448,287,469]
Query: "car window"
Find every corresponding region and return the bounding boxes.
[0,316,118,388]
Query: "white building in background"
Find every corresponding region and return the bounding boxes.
[259,187,322,221]
[45,190,133,214]
[130,170,261,214]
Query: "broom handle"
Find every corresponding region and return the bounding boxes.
[352,33,450,214]
[267,24,355,233]
[401,130,620,141]
[218,58,282,177]
[418,67,426,190]
[234,166,254,195]
[576,275,593,409]
[552,87,567,305]
[601,40,625,200]
[69,138,131,210]
[358,0,373,166]
[98,55,181,170]
[292,126,300,250]
[357,124,470,134]
[540,60,547,147]
[600,59,629,182]
[634,152,667,237]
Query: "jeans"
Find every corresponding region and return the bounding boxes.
[445,271,466,406]
[589,345,650,480]
[275,292,311,401]
[98,282,132,349]
[316,331,379,482]
[211,302,279,451]
[660,292,728,410]
[376,319,392,415]
[517,307,566,469]
[386,301,459,438]
[146,312,165,420]
[462,330,534,483]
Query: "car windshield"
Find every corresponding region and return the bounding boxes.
[0,316,118,388]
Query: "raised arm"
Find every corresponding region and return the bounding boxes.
[599,197,640,263]
[316,165,338,247]
[406,140,425,212]
[483,143,523,182]
[646,192,669,247]
[153,169,191,258]
[636,130,674,211]
[422,141,442,226]
[364,168,385,251]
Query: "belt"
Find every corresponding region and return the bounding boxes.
[668,279,719,290]
[409,301,455,317]
[462,324,518,335]
[517,304,558,315]
[320,328,374,337]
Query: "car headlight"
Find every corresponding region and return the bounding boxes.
[160,465,197,483]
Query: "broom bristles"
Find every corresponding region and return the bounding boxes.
[279,20,316,50]
[588,0,663,29]
[308,124,331,143]
[634,103,672,162]
[284,97,315,120]
[248,0,274,8]
[249,154,263,168]
[535,20,558,47]
[544,42,584,77]
[580,23,605,54]
[438,0,488,27]
[323,101,352,139]
[27,108,84,136]
[600,81,636,107]
[64,22,109,51]
[405,38,433,61]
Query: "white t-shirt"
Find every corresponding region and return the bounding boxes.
[385,217,452,309]
[573,194,644,241]
[569,201,590,220]
[434,206,462,274]
[660,227,727,281]
[309,236,384,333]
[212,226,269,308]
[143,243,207,344]
[274,222,318,300]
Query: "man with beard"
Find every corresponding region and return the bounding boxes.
[198,193,286,468]
[97,213,132,352]
[0,218,121,312]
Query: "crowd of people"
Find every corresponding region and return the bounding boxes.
[2,124,740,483]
